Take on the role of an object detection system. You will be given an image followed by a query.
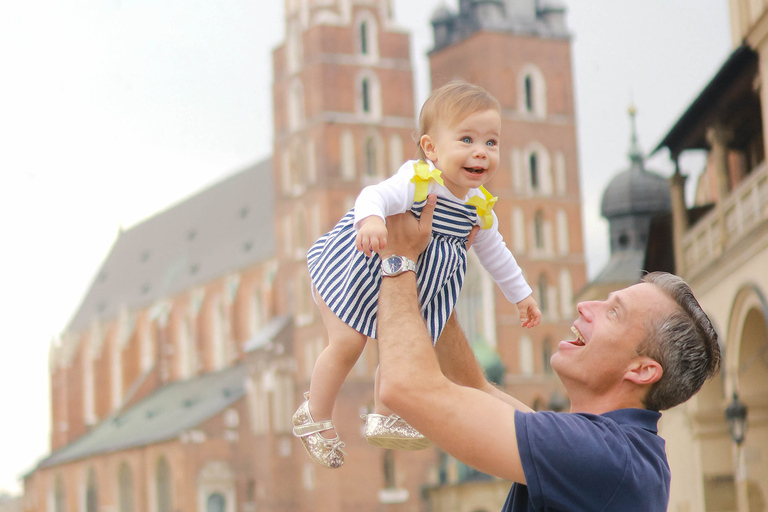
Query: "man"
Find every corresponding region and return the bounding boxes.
[376,195,721,511]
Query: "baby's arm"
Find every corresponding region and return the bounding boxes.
[356,216,388,257]
[471,212,537,326]
[353,161,420,256]
[516,294,542,329]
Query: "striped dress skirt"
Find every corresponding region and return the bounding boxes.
[307,197,476,343]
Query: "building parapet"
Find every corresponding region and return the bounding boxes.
[682,161,768,276]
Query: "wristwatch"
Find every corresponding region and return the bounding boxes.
[381,255,417,277]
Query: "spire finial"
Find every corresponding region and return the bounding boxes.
[628,104,643,165]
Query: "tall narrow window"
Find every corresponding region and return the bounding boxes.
[156,457,172,512]
[360,21,368,54]
[365,137,376,177]
[54,474,66,512]
[86,468,98,512]
[118,463,134,512]
[362,78,371,113]
[542,338,553,374]
[207,493,226,512]
[534,210,544,249]
[524,75,534,112]
[529,153,539,191]
[383,450,396,488]
[538,274,548,314]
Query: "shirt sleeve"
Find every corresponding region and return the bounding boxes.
[514,410,630,511]
[353,161,417,230]
[471,211,532,304]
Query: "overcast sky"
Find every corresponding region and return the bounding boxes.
[0,0,731,495]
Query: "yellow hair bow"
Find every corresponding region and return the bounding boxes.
[466,186,497,230]
[411,160,444,202]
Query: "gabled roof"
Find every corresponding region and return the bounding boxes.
[67,159,274,333]
[38,363,247,468]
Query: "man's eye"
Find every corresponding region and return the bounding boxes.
[461,136,472,143]
[609,308,618,317]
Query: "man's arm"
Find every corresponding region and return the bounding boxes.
[436,313,533,411]
[376,195,527,483]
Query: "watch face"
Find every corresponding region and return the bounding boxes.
[386,256,402,274]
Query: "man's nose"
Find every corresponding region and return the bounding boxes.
[576,301,595,320]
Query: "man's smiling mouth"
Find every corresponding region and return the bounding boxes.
[570,326,586,346]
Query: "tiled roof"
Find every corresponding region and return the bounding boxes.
[38,363,247,468]
[66,159,274,333]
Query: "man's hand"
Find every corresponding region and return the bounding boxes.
[381,194,436,260]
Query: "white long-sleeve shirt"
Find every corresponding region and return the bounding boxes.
[353,159,532,304]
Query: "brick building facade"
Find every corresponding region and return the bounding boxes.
[22,1,586,511]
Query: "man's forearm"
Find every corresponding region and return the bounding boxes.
[377,272,446,415]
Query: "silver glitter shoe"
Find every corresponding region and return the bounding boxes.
[362,413,433,451]
[292,393,346,468]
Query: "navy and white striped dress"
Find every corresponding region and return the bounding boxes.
[307,197,477,343]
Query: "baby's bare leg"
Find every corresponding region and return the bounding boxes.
[309,293,367,437]
[373,364,394,416]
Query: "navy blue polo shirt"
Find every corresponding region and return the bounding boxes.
[502,408,670,511]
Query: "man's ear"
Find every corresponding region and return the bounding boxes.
[420,134,437,161]
[625,357,663,386]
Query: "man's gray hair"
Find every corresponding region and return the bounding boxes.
[638,272,722,411]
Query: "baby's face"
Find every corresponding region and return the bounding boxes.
[421,109,501,198]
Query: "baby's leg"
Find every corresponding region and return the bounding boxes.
[373,364,394,416]
[309,293,367,437]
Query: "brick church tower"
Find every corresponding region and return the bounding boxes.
[270,0,436,509]
[430,0,587,407]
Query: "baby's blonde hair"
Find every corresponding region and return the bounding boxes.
[417,81,501,160]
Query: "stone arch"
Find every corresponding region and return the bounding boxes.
[726,284,768,402]
[197,461,236,512]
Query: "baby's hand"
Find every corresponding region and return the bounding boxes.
[517,294,542,328]
[355,216,388,257]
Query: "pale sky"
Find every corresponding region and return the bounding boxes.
[0,0,731,495]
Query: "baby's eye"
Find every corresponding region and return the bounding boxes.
[461,136,472,143]
[486,139,498,147]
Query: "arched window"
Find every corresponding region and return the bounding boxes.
[529,153,539,190]
[357,72,381,119]
[54,474,66,512]
[249,286,264,337]
[519,336,534,376]
[207,493,226,512]
[156,457,172,512]
[118,462,134,512]
[212,300,228,370]
[365,137,377,177]
[518,64,547,117]
[360,21,368,54]
[556,209,569,255]
[559,268,573,318]
[361,78,371,113]
[524,75,534,112]
[86,467,98,512]
[534,210,545,250]
[542,338,553,374]
[178,315,195,380]
[288,79,304,133]
[356,11,379,59]
[388,134,403,172]
[340,130,356,181]
[538,274,548,314]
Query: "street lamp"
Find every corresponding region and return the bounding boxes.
[725,393,748,445]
